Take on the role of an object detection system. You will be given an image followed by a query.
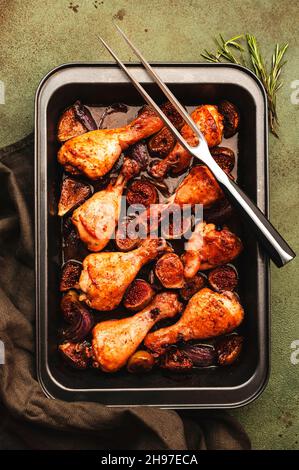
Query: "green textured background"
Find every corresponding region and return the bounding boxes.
[0,0,298,450]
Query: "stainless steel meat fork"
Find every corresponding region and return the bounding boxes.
[97,24,295,267]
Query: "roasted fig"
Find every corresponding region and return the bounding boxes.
[216,334,243,366]
[180,343,216,367]
[148,127,176,158]
[160,348,193,371]
[161,101,185,130]
[127,350,155,373]
[57,101,97,142]
[123,279,155,312]
[126,179,158,208]
[208,264,238,292]
[60,290,94,342]
[180,273,206,301]
[115,218,142,252]
[160,204,192,240]
[58,177,92,216]
[218,100,240,138]
[59,340,92,369]
[211,147,235,174]
[155,253,185,289]
[60,260,82,292]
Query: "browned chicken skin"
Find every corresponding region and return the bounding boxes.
[58,106,163,180]
[182,222,243,277]
[79,238,169,311]
[144,288,244,355]
[92,292,182,372]
[72,158,140,252]
[150,105,224,178]
[174,165,223,208]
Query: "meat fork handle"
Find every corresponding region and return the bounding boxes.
[220,177,295,267]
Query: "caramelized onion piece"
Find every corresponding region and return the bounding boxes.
[218,100,240,138]
[216,335,243,366]
[59,340,92,369]
[180,343,216,367]
[58,177,92,216]
[129,141,150,170]
[60,260,82,292]
[208,264,238,292]
[60,290,94,342]
[180,273,206,301]
[211,147,235,174]
[123,279,155,312]
[127,350,155,373]
[126,179,158,208]
[155,253,185,289]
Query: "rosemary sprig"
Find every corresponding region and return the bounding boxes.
[201,34,288,137]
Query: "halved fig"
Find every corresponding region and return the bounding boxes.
[180,273,206,301]
[218,100,240,138]
[60,290,94,342]
[115,218,142,252]
[160,204,192,239]
[57,101,97,142]
[123,279,155,312]
[208,264,238,292]
[60,260,82,292]
[216,334,243,366]
[58,177,92,216]
[211,147,235,174]
[126,179,158,208]
[127,350,155,373]
[148,127,176,158]
[160,348,193,371]
[161,101,185,130]
[155,253,184,289]
[59,340,92,369]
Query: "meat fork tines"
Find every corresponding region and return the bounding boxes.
[97,26,295,267]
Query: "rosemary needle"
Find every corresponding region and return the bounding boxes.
[201,34,288,137]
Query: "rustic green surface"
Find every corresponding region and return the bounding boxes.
[0,0,298,450]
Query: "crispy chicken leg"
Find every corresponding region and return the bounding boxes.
[58,105,163,180]
[150,105,223,178]
[174,165,223,208]
[72,159,140,252]
[182,222,243,277]
[79,238,169,311]
[144,288,244,355]
[92,292,182,372]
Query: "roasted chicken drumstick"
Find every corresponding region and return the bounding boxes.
[92,292,182,372]
[72,158,140,252]
[79,238,169,311]
[182,221,243,277]
[58,105,163,180]
[144,288,244,355]
[150,105,224,178]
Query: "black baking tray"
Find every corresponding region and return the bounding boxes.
[35,63,270,407]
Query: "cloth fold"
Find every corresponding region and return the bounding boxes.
[0,135,250,450]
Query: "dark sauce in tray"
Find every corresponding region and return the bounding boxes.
[60,102,242,371]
